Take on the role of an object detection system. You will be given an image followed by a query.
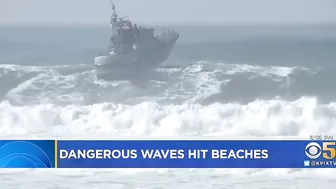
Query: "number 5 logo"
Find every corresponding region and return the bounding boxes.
[323,142,336,159]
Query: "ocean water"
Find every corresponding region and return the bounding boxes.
[1,25,336,188]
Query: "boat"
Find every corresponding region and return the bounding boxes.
[94,0,180,80]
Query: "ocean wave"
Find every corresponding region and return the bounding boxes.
[1,97,335,138]
[0,62,320,105]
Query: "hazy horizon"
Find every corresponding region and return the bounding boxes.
[1,22,336,29]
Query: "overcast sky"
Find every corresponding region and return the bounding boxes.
[1,0,336,25]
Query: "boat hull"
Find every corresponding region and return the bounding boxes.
[94,40,177,81]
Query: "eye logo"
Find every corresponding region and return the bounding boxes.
[305,142,322,159]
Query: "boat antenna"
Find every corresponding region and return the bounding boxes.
[108,0,118,32]
[108,0,120,52]
[109,0,118,18]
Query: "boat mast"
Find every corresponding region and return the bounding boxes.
[108,0,120,52]
[109,0,119,36]
[110,0,118,19]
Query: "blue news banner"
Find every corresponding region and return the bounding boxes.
[0,140,335,168]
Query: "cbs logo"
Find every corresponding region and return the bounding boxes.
[305,142,336,159]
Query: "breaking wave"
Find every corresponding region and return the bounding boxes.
[1,61,336,188]
[1,61,336,139]
[1,97,336,138]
